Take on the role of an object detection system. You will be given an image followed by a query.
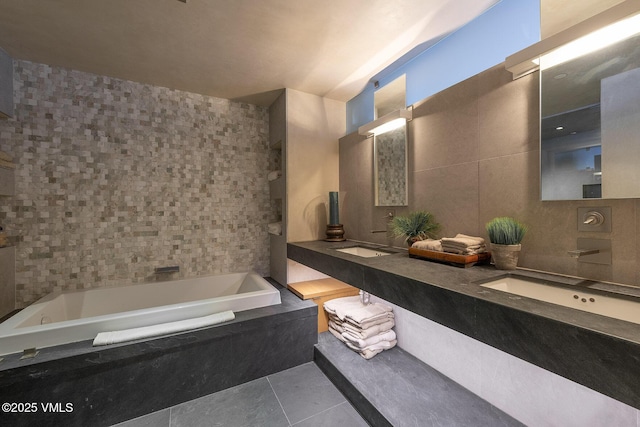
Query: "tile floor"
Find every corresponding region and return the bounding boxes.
[112,362,369,427]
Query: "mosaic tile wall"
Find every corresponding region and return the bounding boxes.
[0,61,272,307]
[375,127,406,206]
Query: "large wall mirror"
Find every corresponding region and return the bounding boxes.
[373,75,408,206]
[540,33,640,200]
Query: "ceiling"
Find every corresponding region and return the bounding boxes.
[0,0,498,106]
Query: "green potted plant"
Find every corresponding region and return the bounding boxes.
[391,211,439,246]
[485,217,528,270]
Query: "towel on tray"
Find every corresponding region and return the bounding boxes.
[441,234,486,255]
[411,238,442,252]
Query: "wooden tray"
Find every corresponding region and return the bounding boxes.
[408,247,491,268]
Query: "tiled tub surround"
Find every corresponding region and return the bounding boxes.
[288,241,640,424]
[0,285,317,427]
[0,60,272,308]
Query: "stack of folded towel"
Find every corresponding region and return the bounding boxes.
[412,234,486,256]
[324,296,396,359]
[441,234,486,255]
[411,238,442,252]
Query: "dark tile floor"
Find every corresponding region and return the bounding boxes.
[112,362,368,427]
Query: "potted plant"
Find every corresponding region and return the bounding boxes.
[485,217,527,270]
[391,211,439,246]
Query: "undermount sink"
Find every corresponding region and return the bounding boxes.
[480,275,640,325]
[335,246,393,258]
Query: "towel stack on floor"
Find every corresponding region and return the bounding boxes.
[324,296,396,359]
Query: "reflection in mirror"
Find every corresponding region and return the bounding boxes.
[375,75,406,118]
[373,75,408,206]
[540,33,640,200]
[375,126,408,206]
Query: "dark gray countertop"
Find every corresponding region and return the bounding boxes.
[288,240,640,410]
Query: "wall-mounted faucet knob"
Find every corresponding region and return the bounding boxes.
[583,211,605,225]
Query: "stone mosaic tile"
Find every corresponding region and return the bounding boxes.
[0,60,274,307]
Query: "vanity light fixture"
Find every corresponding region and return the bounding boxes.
[358,107,412,137]
[505,0,640,79]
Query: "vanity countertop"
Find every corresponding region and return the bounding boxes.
[288,240,640,410]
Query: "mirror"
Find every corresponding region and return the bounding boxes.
[374,75,408,206]
[540,33,640,200]
[374,126,408,206]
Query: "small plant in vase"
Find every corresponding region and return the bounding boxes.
[391,211,439,246]
[486,217,528,270]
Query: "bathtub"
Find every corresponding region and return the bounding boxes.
[0,271,281,356]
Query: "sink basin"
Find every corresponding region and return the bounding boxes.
[480,276,640,325]
[335,246,393,258]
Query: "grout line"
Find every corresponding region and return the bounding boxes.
[289,402,348,426]
[266,376,292,427]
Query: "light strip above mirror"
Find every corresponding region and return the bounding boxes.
[505,0,640,79]
[358,107,412,137]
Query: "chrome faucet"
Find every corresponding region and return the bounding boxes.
[567,248,600,258]
[371,211,395,246]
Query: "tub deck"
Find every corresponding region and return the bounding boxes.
[0,282,317,427]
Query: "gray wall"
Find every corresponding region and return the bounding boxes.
[340,64,639,287]
[0,61,272,307]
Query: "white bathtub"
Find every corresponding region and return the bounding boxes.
[0,271,281,356]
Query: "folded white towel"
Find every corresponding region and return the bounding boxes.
[441,234,485,247]
[343,318,395,339]
[328,325,346,343]
[93,310,235,346]
[343,302,393,325]
[346,312,394,330]
[441,234,486,255]
[441,246,487,255]
[268,170,282,181]
[456,233,485,244]
[268,222,282,235]
[324,296,366,321]
[328,319,345,333]
[411,238,442,251]
[346,339,398,359]
[342,329,396,349]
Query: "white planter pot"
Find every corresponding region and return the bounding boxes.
[490,243,521,270]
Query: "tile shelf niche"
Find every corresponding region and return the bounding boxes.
[0,47,13,118]
[287,240,640,411]
[268,92,287,286]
